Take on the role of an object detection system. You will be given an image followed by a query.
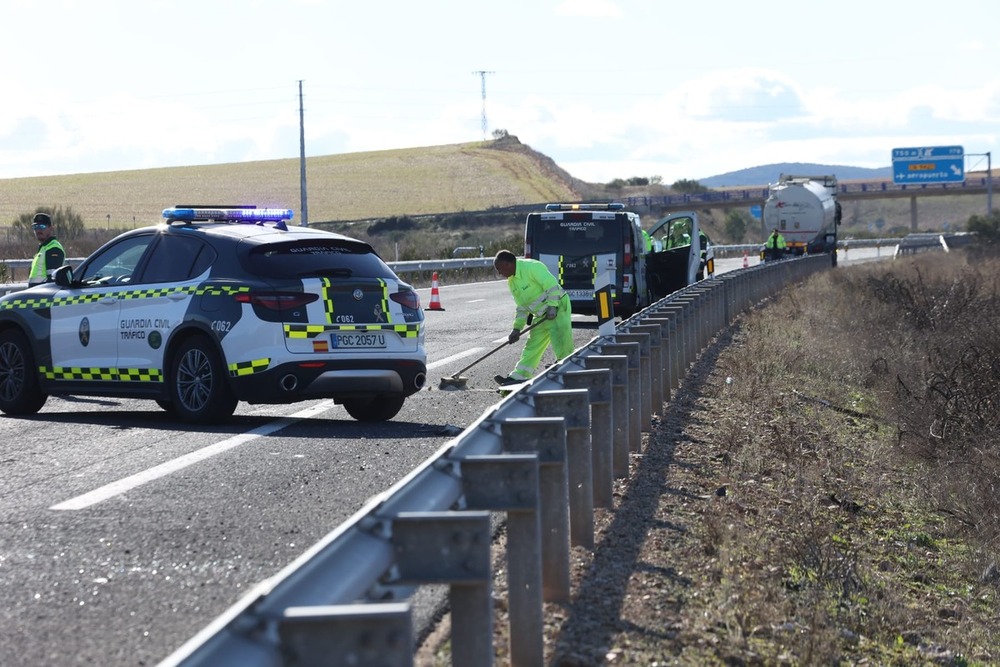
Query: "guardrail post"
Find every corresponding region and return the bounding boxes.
[672,295,700,359]
[635,316,672,404]
[501,417,571,602]
[391,511,493,667]
[626,323,664,413]
[707,281,724,338]
[595,341,641,458]
[278,602,413,667]
[643,311,677,394]
[612,332,652,432]
[661,299,693,380]
[562,368,614,509]
[533,389,594,549]
[654,304,685,388]
[459,455,543,667]
[582,355,630,478]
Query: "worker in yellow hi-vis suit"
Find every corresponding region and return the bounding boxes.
[492,249,573,386]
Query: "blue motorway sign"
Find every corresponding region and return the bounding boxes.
[892,145,964,184]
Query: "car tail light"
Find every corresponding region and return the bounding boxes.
[624,241,633,268]
[524,241,532,259]
[235,291,319,310]
[390,288,420,310]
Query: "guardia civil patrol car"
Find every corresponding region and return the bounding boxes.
[0,207,427,423]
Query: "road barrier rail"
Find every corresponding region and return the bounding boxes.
[157,254,830,667]
[0,238,902,293]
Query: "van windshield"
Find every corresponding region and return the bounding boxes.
[531,218,620,255]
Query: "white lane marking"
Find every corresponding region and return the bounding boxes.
[467,299,485,303]
[50,400,336,511]
[426,348,484,370]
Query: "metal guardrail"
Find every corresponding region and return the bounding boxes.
[387,240,901,268]
[0,240,900,297]
[892,231,975,257]
[155,255,831,667]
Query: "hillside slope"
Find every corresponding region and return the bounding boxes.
[699,162,893,188]
[0,137,583,228]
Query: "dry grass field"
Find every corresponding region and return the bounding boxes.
[0,137,582,229]
[421,249,1000,666]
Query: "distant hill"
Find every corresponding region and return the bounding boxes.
[0,136,584,227]
[699,163,893,188]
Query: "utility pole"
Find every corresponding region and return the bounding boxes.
[968,151,993,215]
[472,70,494,141]
[298,80,309,227]
[988,151,993,215]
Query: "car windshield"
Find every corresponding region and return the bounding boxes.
[243,238,394,280]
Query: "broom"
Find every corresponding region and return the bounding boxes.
[438,320,543,389]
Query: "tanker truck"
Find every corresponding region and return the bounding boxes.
[761,174,842,266]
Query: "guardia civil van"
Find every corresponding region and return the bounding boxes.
[523,203,714,318]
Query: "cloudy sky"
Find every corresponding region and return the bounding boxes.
[2,0,997,184]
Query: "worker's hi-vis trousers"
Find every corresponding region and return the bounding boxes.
[510,299,573,380]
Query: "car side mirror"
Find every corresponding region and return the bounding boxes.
[53,264,74,287]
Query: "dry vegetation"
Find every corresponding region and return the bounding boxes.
[0,136,585,268]
[422,249,1000,666]
[0,137,581,230]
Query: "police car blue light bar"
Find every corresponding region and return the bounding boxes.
[544,203,625,211]
[163,206,294,231]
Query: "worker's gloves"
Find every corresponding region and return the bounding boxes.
[508,329,521,344]
[544,306,558,320]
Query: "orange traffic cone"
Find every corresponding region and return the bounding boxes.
[425,272,445,311]
[742,250,749,268]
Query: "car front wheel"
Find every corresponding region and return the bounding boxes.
[342,395,405,422]
[0,329,47,415]
[169,337,237,424]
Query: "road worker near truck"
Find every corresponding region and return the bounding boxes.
[764,227,786,261]
[492,249,573,386]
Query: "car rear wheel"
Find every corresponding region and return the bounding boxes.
[342,395,405,422]
[0,329,47,415]
[169,337,237,424]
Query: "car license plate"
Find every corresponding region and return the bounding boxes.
[331,333,387,349]
[566,289,592,298]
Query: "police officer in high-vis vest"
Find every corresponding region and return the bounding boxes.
[492,249,573,386]
[28,212,66,286]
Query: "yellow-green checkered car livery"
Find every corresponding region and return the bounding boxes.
[0,209,426,424]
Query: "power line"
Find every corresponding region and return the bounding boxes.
[472,70,494,140]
